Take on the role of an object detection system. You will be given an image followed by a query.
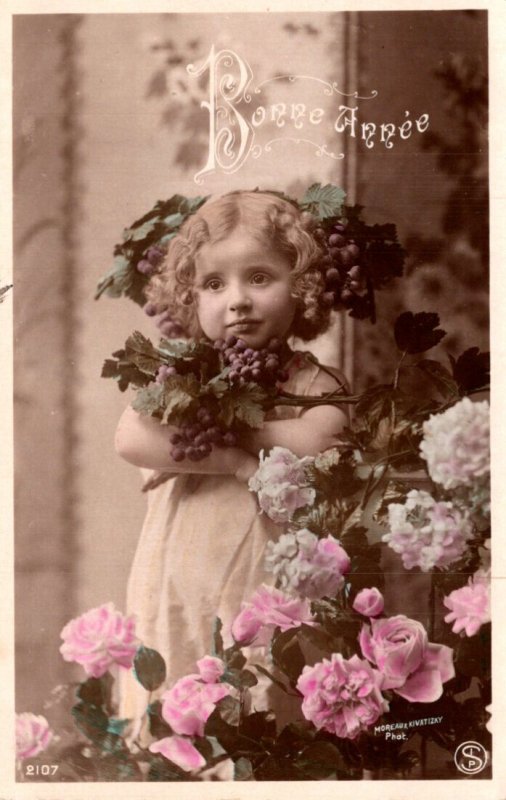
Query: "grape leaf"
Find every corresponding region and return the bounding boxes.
[124,219,158,243]
[234,397,265,428]
[415,359,459,399]
[449,347,490,393]
[372,481,410,527]
[161,375,200,424]
[292,500,345,538]
[124,331,165,375]
[207,376,229,397]
[218,384,267,429]
[300,183,346,219]
[366,240,405,288]
[162,212,184,229]
[355,384,395,430]
[158,337,213,363]
[131,383,165,416]
[394,311,446,354]
[178,195,209,215]
[96,194,209,306]
[95,255,132,299]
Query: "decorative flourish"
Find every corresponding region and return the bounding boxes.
[259,137,344,160]
[253,73,378,101]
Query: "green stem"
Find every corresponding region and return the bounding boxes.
[303,351,350,393]
[393,351,407,391]
[428,573,436,641]
[268,389,362,409]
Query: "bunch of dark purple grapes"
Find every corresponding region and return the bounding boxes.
[315,223,369,312]
[144,301,186,338]
[214,335,289,387]
[136,245,165,277]
[169,407,237,462]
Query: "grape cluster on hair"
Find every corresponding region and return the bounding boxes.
[146,192,332,342]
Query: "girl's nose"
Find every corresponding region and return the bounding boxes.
[229,285,253,312]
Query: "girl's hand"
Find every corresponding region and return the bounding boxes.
[115,405,258,479]
[234,452,259,484]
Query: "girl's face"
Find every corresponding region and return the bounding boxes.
[194,226,298,348]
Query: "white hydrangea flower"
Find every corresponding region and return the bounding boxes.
[265,529,350,600]
[383,489,473,572]
[419,397,489,490]
[249,447,315,524]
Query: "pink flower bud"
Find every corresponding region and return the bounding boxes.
[352,588,384,617]
[196,655,225,683]
[149,735,206,772]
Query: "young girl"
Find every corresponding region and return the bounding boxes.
[115,191,348,736]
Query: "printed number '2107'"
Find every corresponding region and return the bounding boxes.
[25,764,59,776]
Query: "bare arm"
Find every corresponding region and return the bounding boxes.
[239,367,349,458]
[115,405,258,482]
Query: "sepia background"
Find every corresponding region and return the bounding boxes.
[13,10,488,728]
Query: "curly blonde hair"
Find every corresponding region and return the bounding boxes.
[147,190,330,341]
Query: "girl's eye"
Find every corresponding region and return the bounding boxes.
[204,278,223,291]
[250,272,270,285]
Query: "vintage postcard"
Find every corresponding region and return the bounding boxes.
[2,1,505,798]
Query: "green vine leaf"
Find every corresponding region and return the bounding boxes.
[415,359,460,399]
[234,757,254,781]
[372,481,411,528]
[218,384,266,429]
[161,374,200,424]
[133,645,167,691]
[449,347,490,393]
[95,255,132,300]
[394,311,446,354]
[96,194,209,306]
[131,383,165,416]
[300,183,346,219]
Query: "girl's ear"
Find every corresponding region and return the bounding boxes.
[181,289,194,306]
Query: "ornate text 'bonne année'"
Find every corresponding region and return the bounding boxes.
[188,45,430,183]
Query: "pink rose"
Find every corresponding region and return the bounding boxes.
[248,447,315,523]
[297,654,388,739]
[149,735,206,772]
[231,606,263,644]
[231,584,314,644]
[196,655,225,683]
[353,588,384,617]
[444,574,491,637]
[359,615,454,703]
[161,674,230,737]
[59,602,139,678]
[16,713,53,760]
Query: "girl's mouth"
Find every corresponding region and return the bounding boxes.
[227,319,261,331]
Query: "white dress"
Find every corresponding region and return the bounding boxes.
[118,352,324,734]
